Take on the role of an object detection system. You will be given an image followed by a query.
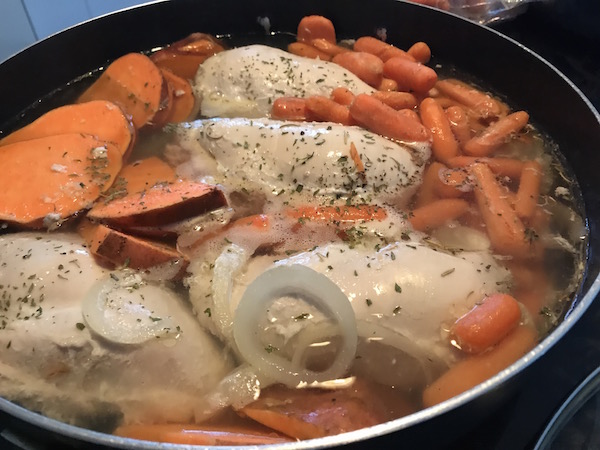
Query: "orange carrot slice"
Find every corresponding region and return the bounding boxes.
[419,97,460,163]
[287,42,332,60]
[297,15,336,44]
[78,53,167,129]
[332,52,384,88]
[87,180,227,228]
[422,325,537,407]
[0,100,134,158]
[450,293,522,354]
[159,69,196,123]
[464,111,530,156]
[383,57,438,93]
[409,198,469,231]
[0,134,122,229]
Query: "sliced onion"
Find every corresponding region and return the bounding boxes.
[233,264,357,388]
[82,273,179,345]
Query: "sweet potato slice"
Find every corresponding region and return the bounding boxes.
[87,179,227,228]
[78,53,167,129]
[0,134,122,229]
[113,156,177,195]
[151,33,225,80]
[0,100,135,158]
[78,220,188,279]
[160,69,197,123]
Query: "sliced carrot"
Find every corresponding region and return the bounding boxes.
[78,220,188,279]
[422,325,537,407]
[114,423,292,445]
[332,52,384,88]
[0,100,134,158]
[470,163,531,256]
[111,156,177,195]
[331,87,355,106]
[450,293,522,354]
[271,97,312,121]
[0,134,122,229]
[445,105,472,147]
[446,156,525,179]
[287,42,332,61]
[353,36,415,62]
[311,38,351,57]
[383,57,438,93]
[407,41,431,64]
[150,33,225,80]
[159,69,196,123]
[513,160,542,220]
[435,79,505,119]
[372,91,417,110]
[419,97,460,163]
[78,53,167,129]
[464,111,530,156]
[297,15,336,44]
[286,205,387,223]
[409,198,469,231]
[349,93,430,142]
[87,179,227,228]
[305,96,354,125]
[377,78,398,91]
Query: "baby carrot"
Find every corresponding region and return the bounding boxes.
[378,78,399,91]
[353,36,415,62]
[414,162,443,207]
[287,42,331,60]
[332,52,384,88]
[435,79,504,119]
[409,198,470,231]
[383,56,438,93]
[305,95,354,125]
[464,111,530,156]
[446,156,524,179]
[514,160,542,220]
[297,15,336,44]
[331,87,355,106]
[311,38,351,57]
[445,105,472,147]
[423,325,537,407]
[372,91,417,110]
[450,293,522,354]
[349,93,430,142]
[435,167,470,198]
[407,41,431,64]
[286,205,387,222]
[420,97,460,163]
[271,97,312,121]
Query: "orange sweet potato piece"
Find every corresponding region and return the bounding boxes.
[159,69,197,123]
[0,134,122,229]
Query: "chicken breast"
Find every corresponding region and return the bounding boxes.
[0,233,233,429]
[175,118,430,209]
[194,44,374,118]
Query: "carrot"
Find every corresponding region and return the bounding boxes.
[159,69,196,123]
[78,220,189,279]
[377,78,398,91]
[435,167,470,198]
[383,57,438,93]
[0,100,134,158]
[422,325,537,407]
[331,87,355,106]
[114,423,292,445]
[464,111,530,156]
[349,94,430,142]
[311,38,351,57]
[414,162,442,207]
[409,198,469,231]
[407,41,431,64]
[297,15,336,44]
[271,97,312,121]
[286,205,387,222]
[0,134,122,229]
[470,163,531,256]
[78,53,167,129]
[372,91,417,110]
[419,97,460,163]
[287,42,331,61]
[353,36,415,62]
[113,156,177,194]
[450,293,522,354]
[513,160,542,219]
[397,108,422,123]
[305,96,354,125]
[332,52,384,88]
[445,105,472,147]
[446,156,525,179]
[435,79,504,119]
[349,141,365,175]
[87,179,227,228]
[150,33,225,80]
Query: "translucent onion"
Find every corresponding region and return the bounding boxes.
[233,264,357,388]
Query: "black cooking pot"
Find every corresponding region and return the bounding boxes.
[1,1,599,449]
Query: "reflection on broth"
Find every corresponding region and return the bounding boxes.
[0,13,587,446]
